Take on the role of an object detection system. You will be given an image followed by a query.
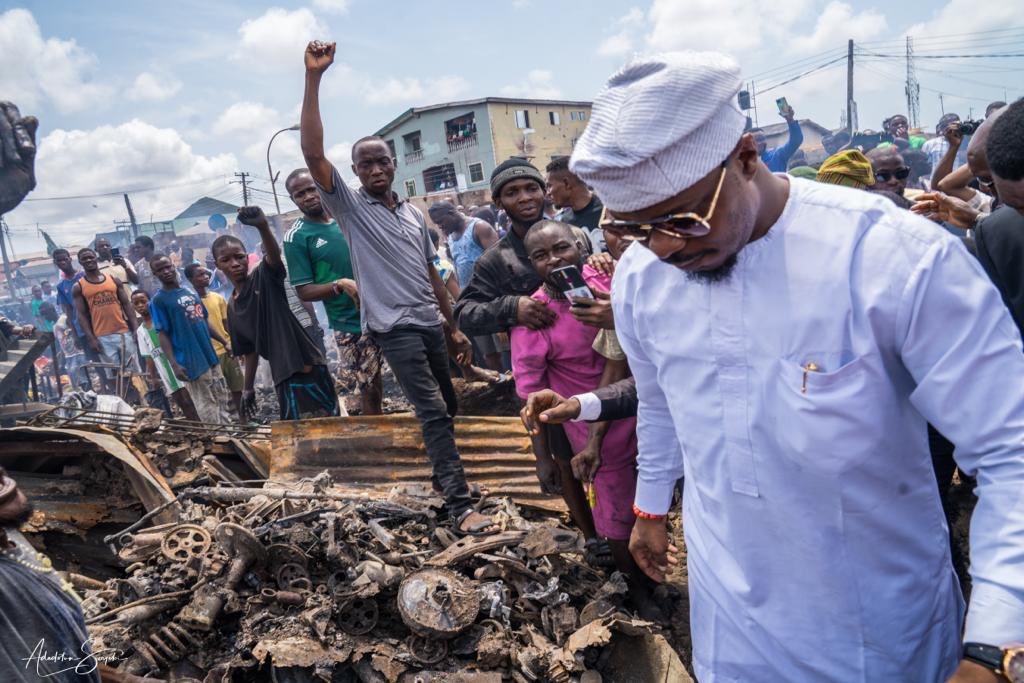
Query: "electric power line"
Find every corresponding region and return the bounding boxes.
[23,175,230,202]
[756,56,848,94]
[859,50,1024,59]
[858,26,1024,46]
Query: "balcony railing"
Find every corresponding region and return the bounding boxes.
[447,133,478,152]
[405,149,424,163]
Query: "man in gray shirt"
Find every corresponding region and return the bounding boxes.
[300,39,493,534]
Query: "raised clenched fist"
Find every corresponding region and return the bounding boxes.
[305,40,336,74]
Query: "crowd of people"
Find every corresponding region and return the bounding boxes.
[1,38,1023,681]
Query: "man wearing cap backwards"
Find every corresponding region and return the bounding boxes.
[299,39,494,536]
[571,52,1024,682]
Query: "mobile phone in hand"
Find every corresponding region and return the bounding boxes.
[111,246,121,258]
[550,265,593,303]
[776,97,789,114]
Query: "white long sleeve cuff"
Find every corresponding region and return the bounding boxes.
[572,392,602,422]
[634,478,676,516]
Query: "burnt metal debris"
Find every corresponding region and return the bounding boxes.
[82,469,674,682]
[3,408,687,681]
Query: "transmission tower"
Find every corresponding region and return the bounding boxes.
[905,36,921,129]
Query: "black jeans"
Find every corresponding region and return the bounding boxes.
[372,325,472,517]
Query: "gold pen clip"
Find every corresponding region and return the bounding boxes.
[801,361,820,394]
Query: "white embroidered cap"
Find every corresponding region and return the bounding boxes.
[570,51,747,212]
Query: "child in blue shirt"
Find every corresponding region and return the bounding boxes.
[149,254,231,424]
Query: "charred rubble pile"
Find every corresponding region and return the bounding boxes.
[84,473,661,682]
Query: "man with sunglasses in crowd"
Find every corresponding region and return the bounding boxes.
[867,145,912,198]
[570,52,1024,682]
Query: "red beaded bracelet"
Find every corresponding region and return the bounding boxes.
[632,504,666,520]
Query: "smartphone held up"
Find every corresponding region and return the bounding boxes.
[551,265,594,305]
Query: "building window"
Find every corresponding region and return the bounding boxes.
[405,179,416,197]
[469,163,484,184]
[549,111,560,125]
[423,163,458,193]
[386,139,397,160]
[570,110,587,122]
[403,131,423,163]
[515,110,530,129]
[403,131,421,152]
[445,112,478,152]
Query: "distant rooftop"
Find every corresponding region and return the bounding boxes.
[376,97,593,137]
[174,196,239,220]
[757,119,833,137]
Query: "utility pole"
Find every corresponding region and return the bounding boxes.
[233,172,251,206]
[0,217,14,300]
[847,39,855,135]
[123,193,140,240]
[939,93,945,115]
[751,80,759,127]
[905,36,920,129]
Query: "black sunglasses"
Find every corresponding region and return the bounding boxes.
[875,167,910,182]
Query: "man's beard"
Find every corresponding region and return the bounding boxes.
[686,252,738,284]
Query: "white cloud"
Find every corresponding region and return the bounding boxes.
[365,75,470,106]
[619,7,646,26]
[647,0,763,53]
[905,0,1024,37]
[7,121,237,249]
[646,0,813,53]
[0,8,111,113]
[213,101,283,136]
[312,0,350,13]
[499,69,562,99]
[598,32,634,58]
[512,0,531,8]
[596,8,646,58]
[128,71,183,102]
[327,141,353,163]
[788,2,886,54]
[233,8,326,70]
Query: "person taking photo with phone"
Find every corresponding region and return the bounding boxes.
[509,220,660,619]
[748,97,803,172]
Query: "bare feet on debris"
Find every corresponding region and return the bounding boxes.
[460,366,503,384]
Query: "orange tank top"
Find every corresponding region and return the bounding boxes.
[79,274,127,337]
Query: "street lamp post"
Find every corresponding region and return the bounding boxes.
[267,124,300,215]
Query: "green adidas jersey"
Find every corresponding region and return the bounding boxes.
[283,217,360,334]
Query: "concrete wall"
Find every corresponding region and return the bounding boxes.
[382,104,495,199]
[486,102,592,168]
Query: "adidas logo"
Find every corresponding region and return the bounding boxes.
[314,238,328,249]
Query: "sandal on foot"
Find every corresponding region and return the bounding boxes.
[584,538,616,568]
[454,508,497,537]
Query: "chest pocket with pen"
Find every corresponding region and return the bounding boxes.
[771,352,875,473]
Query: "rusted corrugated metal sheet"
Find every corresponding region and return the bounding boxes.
[0,426,176,530]
[270,415,564,511]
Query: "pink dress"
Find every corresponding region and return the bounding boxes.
[511,266,638,540]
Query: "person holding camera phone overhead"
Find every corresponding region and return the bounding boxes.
[748,97,803,172]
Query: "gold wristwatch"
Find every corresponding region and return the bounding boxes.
[964,642,1024,682]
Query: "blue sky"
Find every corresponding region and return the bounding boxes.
[1,0,1022,252]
